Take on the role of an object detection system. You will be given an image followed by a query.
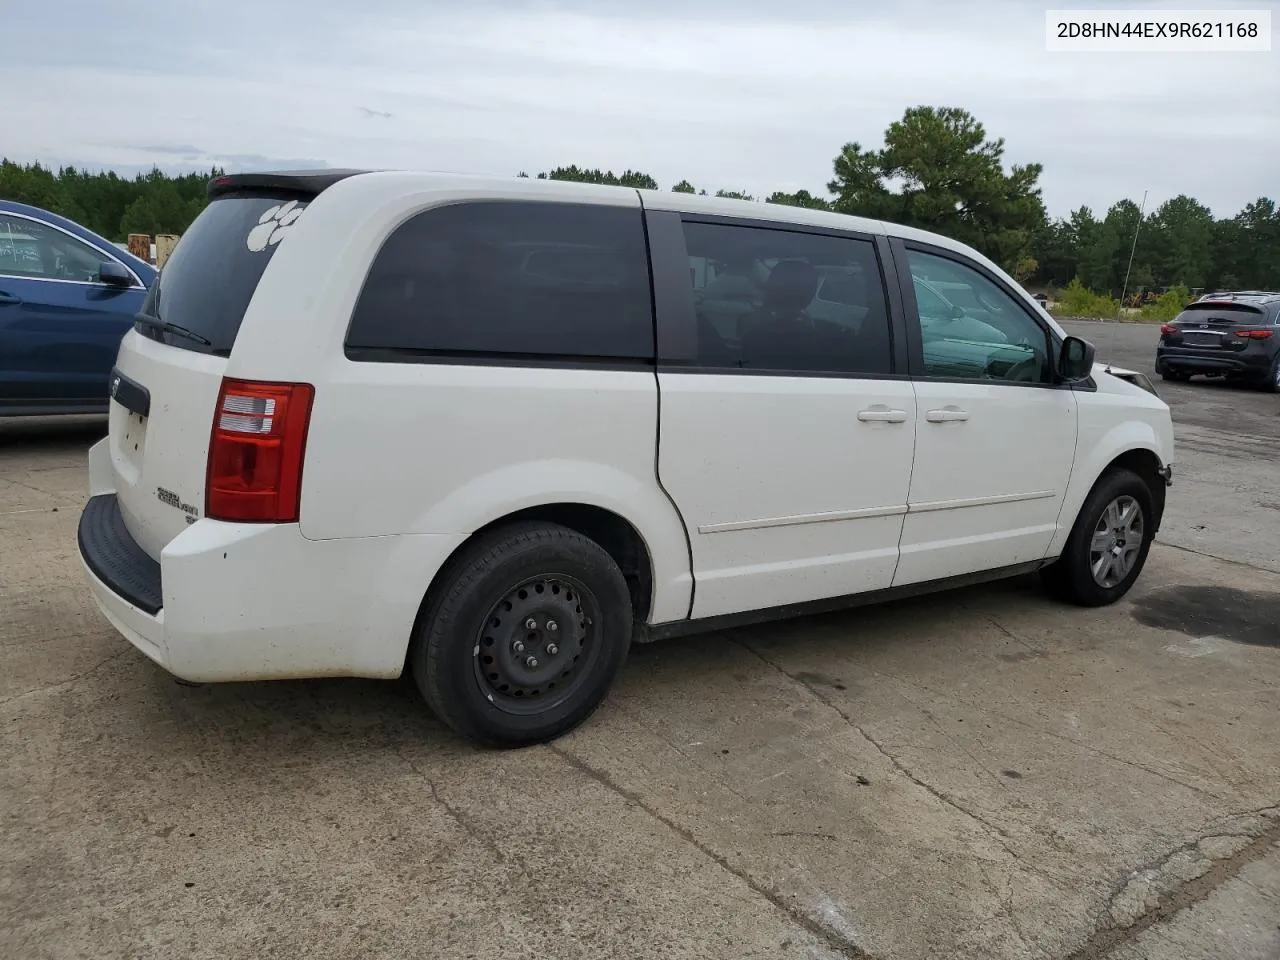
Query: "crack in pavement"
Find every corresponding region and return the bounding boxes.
[725,635,1280,959]
[1061,808,1280,960]
[1146,717,1241,792]
[1154,539,1280,576]
[0,648,131,708]
[0,474,80,503]
[987,616,1043,656]
[394,748,540,886]
[891,688,1012,794]
[853,721,1015,843]
[1203,804,1280,829]
[730,638,1067,878]
[871,669,1230,804]
[549,745,874,960]
[991,863,1052,960]
[994,712,1227,804]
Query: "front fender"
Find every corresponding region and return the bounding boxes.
[1047,414,1172,558]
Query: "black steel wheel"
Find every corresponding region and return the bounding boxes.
[411,522,633,747]
[472,574,601,716]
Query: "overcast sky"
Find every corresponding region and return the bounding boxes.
[4,0,1277,219]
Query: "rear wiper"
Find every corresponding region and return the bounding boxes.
[133,315,213,348]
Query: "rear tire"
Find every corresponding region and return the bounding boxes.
[1041,468,1155,607]
[411,522,633,747]
[1263,355,1280,394]
[1159,368,1189,382]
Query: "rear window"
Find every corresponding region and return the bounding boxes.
[1177,302,1265,321]
[137,193,310,355]
[345,201,654,361]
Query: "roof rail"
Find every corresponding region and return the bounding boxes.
[1197,290,1280,302]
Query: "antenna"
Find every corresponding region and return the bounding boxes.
[1118,189,1148,322]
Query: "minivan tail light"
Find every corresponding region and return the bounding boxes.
[1233,329,1273,339]
[206,378,315,523]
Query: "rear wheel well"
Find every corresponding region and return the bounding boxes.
[406,504,655,673]
[476,505,654,619]
[1099,449,1167,531]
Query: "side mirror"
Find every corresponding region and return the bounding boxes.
[98,261,132,287]
[949,303,966,320]
[1058,335,1095,383]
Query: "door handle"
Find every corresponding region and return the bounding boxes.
[926,407,969,423]
[857,407,908,423]
[0,291,21,306]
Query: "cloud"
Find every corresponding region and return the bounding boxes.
[2,0,1276,218]
[134,144,207,156]
[211,153,334,170]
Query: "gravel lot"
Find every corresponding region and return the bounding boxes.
[2,319,1278,960]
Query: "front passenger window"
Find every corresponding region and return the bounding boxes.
[905,249,1050,383]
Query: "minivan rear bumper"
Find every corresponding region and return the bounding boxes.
[78,499,173,673]
[79,443,467,683]
[79,495,163,614]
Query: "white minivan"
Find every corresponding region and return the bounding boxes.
[79,170,1174,746]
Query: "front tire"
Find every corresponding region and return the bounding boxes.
[1041,468,1155,607]
[411,522,633,747]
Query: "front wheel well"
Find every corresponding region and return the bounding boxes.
[1099,448,1168,531]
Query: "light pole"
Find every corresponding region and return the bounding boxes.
[1118,189,1148,321]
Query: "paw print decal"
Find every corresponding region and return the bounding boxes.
[246,200,307,252]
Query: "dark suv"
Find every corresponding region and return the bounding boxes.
[1155,292,1280,392]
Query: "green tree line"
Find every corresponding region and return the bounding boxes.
[4,106,1277,293]
[0,160,219,242]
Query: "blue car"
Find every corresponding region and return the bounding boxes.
[0,200,157,416]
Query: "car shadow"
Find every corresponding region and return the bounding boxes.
[90,572,1061,772]
[0,415,107,453]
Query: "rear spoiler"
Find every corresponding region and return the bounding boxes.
[207,169,370,200]
[1182,300,1265,313]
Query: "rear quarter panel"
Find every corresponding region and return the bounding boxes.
[296,361,693,624]
[225,173,693,624]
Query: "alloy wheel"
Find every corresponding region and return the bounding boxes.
[1089,495,1144,588]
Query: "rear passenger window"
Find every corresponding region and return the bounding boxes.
[683,221,893,375]
[347,202,654,360]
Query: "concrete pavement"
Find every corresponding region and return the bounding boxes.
[2,322,1278,960]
